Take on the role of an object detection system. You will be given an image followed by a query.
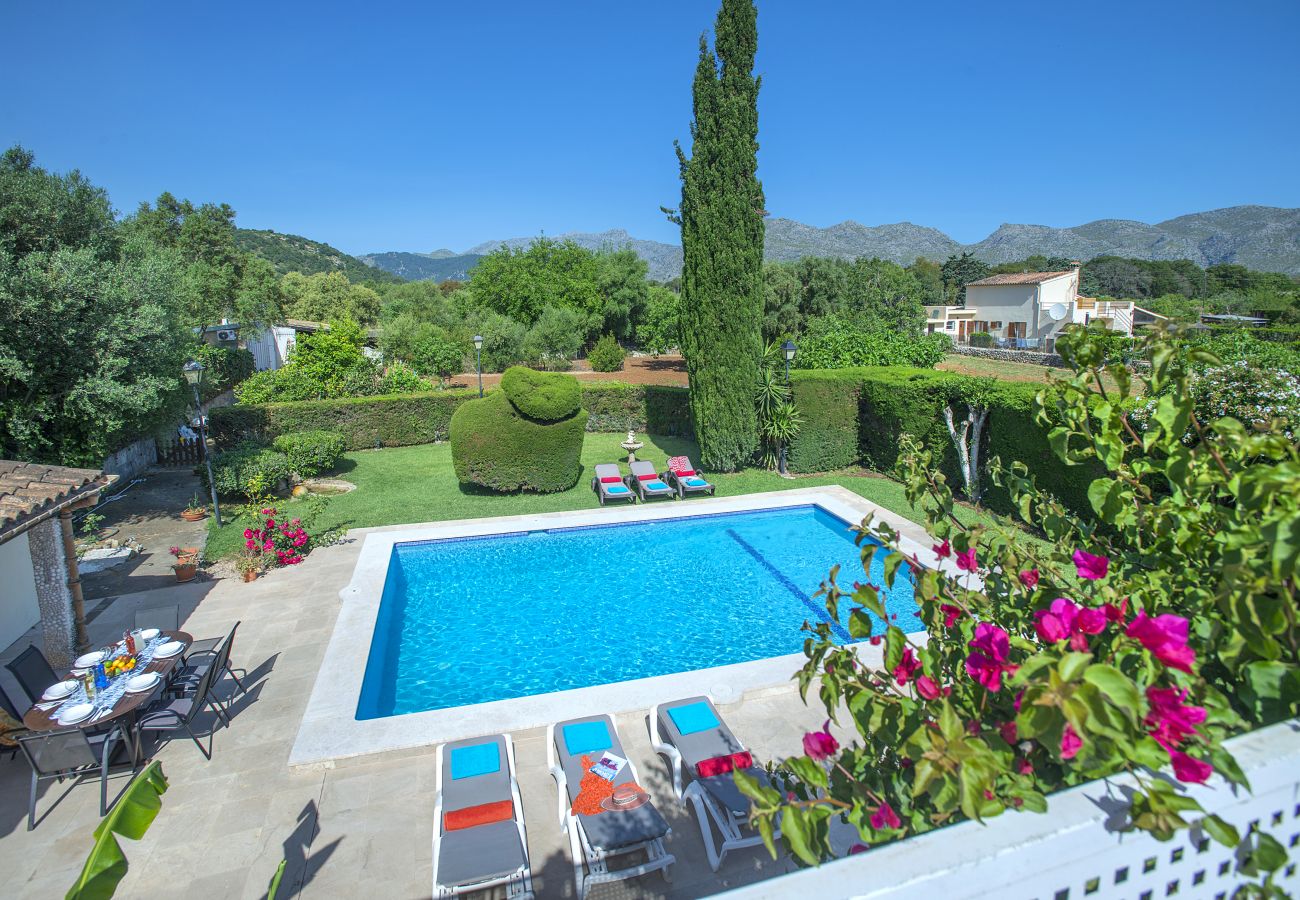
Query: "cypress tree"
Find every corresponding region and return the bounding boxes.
[672,0,765,472]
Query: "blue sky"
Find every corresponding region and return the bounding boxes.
[5,1,1298,255]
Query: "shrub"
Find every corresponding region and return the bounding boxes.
[450,390,588,492]
[500,366,581,421]
[207,446,291,497]
[410,333,465,384]
[968,330,994,348]
[377,362,427,395]
[637,285,680,355]
[464,311,528,374]
[522,306,589,371]
[195,344,256,400]
[271,430,345,478]
[587,333,626,372]
[644,385,693,437]
[794,314,947,369]
[1131,360,1300,443]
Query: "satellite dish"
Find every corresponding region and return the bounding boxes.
[1048,303,1068,321]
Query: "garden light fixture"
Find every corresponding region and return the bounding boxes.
[473,335,484,397]
[183,360,222,527]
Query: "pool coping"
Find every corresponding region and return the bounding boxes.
[289,486,957,767]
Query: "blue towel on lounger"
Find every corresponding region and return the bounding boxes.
[605,484,629,493]
[685,477,709,487]
[646,480,669,491]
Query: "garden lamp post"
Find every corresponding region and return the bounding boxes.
[473,334,484,397]
[779,339,797,476]
[183,360,222,527]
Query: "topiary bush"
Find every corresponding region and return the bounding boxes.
[587,334,626,372]
[500,366,581,421]
[271,430,346,478]
[450,387,588,492]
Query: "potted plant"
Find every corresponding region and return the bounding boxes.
[235,552,264,583]
[169,545,200,583]
[180,496,207,522]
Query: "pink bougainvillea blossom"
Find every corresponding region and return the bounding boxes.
[966,623,1018,692]
[955,546,978,573]
[1034,597,1109,650]
[869,802,901,830]
[892,648,922,685]
[1018,569,1039,589]
[939,603,964,628]
[1102,599,1129,622]
[1169,749,1212,784]
[1060,724,1083,760]
[1145,687,1206,749]
[802,721,839,760]
[932,539,951,559]
[1072,549,1110,580]
[1126,612,1197,672]
[1016,758,1034,775]
[915,675,944,700]
[848,843,870,855]
[998,721,1018,745]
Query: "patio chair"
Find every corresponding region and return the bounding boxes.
[664,456,715,500]
[135,658,225,759]
[5,645,59,708]
[173,621,246,705]
[625,460,675,502]
[17,724,133,830]
[0,683,28,760]
[591,463,635,506]
[134,604,180,633]
[548,714,674,899]
[432,733,534,898]
[649,696,777,871]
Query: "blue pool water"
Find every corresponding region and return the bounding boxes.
[356,505,921,719]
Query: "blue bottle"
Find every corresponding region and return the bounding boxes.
[94,662,109,690]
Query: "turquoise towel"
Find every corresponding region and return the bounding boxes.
[606,484,630,493]
[647,480,669,491]
[685,477,709,487]
[668,701,720,735]
[450,741,501,780]
[563,720,612,754]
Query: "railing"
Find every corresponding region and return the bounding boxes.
[155,436,206,468]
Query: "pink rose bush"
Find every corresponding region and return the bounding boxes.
[735,331,1297,874]
[242,507,314,567]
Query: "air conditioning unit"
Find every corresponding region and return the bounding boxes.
[216,329,237,342]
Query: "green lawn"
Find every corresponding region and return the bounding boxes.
[205,433,1001,560]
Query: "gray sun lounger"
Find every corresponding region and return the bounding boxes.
[626,460,675,502]
[665,457,715,499]
[649,696,778,871]
[548,714,675,899]
[433,734,534,898]
[591,463,636,506]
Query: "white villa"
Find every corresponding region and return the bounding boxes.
[927,266,1164,351]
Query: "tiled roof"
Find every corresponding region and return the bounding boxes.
[0,461,115,544]
[967,271,1075,286]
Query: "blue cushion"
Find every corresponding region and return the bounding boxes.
[646,480,669,491]
[562,720,612,755]
[685,477,709,487]
[450,741,501,780]
[605,484,630,494]
[668,701,720,735]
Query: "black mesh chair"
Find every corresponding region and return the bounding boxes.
[136,658,224,759]
[5,645,59,708]
[174,621,246,706]
[17,725,132,830]
[1,682,28,760]
[134,605,180,633]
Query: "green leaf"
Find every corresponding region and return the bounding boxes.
[1252,832,1288,873]
[781,806,820,866]
[786,755,830,790]
[757,813,778,860]
[267,860,287,900]
[1083,664,1142,722]
[1058,652,1093,683]
[1201,814,1240,849]
[68,762,169,900]
[883,627,906,675]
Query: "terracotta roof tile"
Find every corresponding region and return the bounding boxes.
[0,461,115,543]
[966,271,1076,286]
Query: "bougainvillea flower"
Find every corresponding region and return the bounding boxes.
[869,802,901,830]
[1169,749,1212,784]
[955,546,978,573]
[966,623,1017,692]
[1072,549,1110,580]
[915,676,942,700]
[1018,569,1039,589]
[999,721,1018,745]
[1035,598,1109,650]
[1060,724,1083,760]
[802,721,839,760]
[939,604,963,628]
[1016,758,1034,775]
[1102,599,1129,622]
[1145,686,1206,748]
[848,843,870,855]
[1126,612,1196,672]
[932,539,951,559]
[892,648,922,685]
[1076,607,1107,634]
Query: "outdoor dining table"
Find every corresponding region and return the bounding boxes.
[22,630,193,766]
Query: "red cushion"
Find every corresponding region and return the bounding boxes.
[676,469,696,477]
[600,476,621,484]
[638,473,657,481]
[444,799,514,832]
[696,755,735,778]
[729,750,754,770]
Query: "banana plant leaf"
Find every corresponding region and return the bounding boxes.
[267,859,287,900]
[66,762,169,900]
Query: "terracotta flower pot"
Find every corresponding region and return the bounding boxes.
[241,569,258,583]
[180,509,207,522]
[173,562,198,583]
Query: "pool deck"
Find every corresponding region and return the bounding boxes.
[0,487,942,898]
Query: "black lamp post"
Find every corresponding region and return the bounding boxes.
[183,360,222,527]
[473,334,484,397]
[779,339,797,476]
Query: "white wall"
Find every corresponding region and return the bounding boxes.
[0,531,41,654]
[966,273,1079,344]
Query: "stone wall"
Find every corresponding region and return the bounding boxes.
[102,435,157,481]
[951,344,1065,367]
[25,517,75,669]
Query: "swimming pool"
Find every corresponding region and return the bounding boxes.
[356,504,920,720]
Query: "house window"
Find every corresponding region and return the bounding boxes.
[945,322,955,330]
[1007,322,1027,339]
[989,321,1002,331]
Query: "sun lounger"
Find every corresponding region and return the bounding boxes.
[591,463,636,506]
[626,460,675,502]
[548,714,675,899]
[433,734,534,898]
[649,696,777,871]
[664,456,715,499]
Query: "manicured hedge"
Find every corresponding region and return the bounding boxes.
[211,382,695,450]
[271,430,345,478]
[501,366,581,421]
[450,389,589,492]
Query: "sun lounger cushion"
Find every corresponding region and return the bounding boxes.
[563,720,613,755]
[695,750,754,778]
[668,701,720,735]
[637,473,657,481]
[605,484,630,494]
[685,477,709,487]
[437,819,526,887]
[451,742,501,780]
[442,736,512,811]
[698,768,771,817]
[600,476,621,484]
[580,801,671,851]
[444,799,514,832]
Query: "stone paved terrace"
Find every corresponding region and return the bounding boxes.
[0,501,883,898]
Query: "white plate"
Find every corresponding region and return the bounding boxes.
[126,672,161,693]
[139,628,161,641]
[42,680,78,701]
[56,703,94,725]
[74,651,106,668]
[154,640,184,658]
